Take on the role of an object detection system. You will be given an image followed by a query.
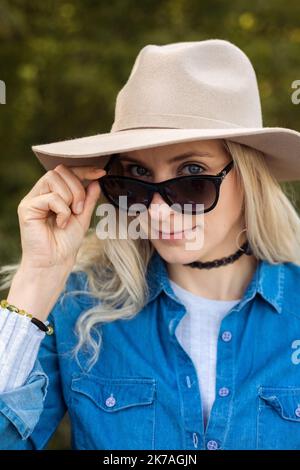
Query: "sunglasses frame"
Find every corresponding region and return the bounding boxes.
[98,154,234,215]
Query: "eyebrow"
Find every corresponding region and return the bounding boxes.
[117,151,212,164]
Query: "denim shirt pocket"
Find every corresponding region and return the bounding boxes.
[69,373,156,450]
[257,386,300,449]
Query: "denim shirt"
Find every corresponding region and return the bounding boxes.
[1,250,300,450]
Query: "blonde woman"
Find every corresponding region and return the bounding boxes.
[1,40,300,451]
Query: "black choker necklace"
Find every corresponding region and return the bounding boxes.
[183,240,253,270]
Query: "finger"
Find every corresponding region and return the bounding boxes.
[25,164,106,215]
[76,180,101,231]
[53,164,88,215]
[62,164,107,182]
[18,192,72,229]
[54,164,106,214]
[26,170,74,206]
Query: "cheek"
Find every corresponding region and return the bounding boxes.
[204,183,244,231]
[221,173,243,212]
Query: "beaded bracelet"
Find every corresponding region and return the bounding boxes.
[0,299,54,335]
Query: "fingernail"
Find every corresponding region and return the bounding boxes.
[75,201,84,214]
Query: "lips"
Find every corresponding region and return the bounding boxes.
[158,225,197,236]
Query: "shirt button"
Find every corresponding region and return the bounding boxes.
[207,439,219,450]
[105,395,116,407]
[222,331,232,342]
[295,406,300,418]
[218,386,230,397]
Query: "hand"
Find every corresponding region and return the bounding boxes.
[17,163,106,270]
[7,163,107,321]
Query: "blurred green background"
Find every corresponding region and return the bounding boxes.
[0,0,299,449]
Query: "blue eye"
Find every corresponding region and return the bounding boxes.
[128,165,150,177]
[180,164,205,175]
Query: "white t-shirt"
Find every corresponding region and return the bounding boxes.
[170,279,241,430]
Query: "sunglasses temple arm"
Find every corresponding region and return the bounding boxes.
[103,154,119,172]
[217,160,234,179]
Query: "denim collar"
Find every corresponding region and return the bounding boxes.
[146,250,284,314]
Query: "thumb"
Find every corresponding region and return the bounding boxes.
[77,180,101,229]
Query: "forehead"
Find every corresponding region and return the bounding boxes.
[119,139,226,162]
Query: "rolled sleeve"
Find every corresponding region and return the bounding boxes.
[0,359,48,442]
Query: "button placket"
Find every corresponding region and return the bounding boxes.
[167,298,205,449]
[204,312,237,449]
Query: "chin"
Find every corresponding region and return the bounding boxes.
[152,242,205,266]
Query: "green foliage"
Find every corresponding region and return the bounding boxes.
[0,0,299,448]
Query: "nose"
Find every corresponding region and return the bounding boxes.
[148,192,173,219]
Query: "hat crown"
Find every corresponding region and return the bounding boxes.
[111,39,263,132]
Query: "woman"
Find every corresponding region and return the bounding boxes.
[1,39,300,450]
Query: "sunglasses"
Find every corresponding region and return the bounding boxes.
[98,154,234,215]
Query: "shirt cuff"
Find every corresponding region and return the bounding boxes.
[0,359,49,440]
[0,307,46,392]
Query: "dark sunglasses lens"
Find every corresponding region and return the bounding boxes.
[164,178,217,213]
[101,177,151,212]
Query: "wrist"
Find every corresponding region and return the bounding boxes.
[7,264,72,322]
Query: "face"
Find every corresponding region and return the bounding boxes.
[108,139,245,265]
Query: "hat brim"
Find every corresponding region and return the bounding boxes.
[32,126,300,182]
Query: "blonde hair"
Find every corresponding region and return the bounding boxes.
[1,139,300,370]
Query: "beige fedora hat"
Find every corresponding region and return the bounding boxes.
[32,39,300,182]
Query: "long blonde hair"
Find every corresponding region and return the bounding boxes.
[1,139,300,370]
